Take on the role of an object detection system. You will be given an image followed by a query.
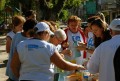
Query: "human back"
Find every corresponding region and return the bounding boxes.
[97,36,120,81]
[17,39,56,81]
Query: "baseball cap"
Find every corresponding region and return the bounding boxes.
[34,22,53,34]
[109,18,120,31]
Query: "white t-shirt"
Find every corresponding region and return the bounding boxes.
[17,39,57,81]
[6,32,27,81]
[86,32,95,58]
[65,30,84,64]
[6,31,15,39]
[87,35,120,81]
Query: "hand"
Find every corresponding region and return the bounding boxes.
[62,42,69,48]
[77,65,86,70]
[78,42,87,47]
[76,45,86,51]
[61,49,72,56]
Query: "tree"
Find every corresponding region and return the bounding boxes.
[39,0,67,20]
[0,0,6,11]
[39,0,82,20]
[7,0,83,21]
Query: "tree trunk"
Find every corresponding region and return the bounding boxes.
[39,0,67,21]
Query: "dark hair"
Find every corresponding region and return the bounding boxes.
[23,19,37,32]
[94,30,111,47]
[90,18,107,30]
[25,10,36,18]
[91,18,111,47]
[87,16,100,23]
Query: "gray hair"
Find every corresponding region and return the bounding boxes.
[54,29,66,40]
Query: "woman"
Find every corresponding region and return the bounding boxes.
[10,22,85,81]
[90,18,111,48]
[6,15,26,53]
[6,19,37,81]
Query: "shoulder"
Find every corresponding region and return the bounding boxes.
[96,39,111,51]
[43,41,56,48]
[7,31,15,39]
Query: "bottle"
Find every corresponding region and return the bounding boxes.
[73,41,81,58]
[83,76,88,81]
[83,70,90,81]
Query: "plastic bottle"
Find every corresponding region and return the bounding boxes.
[73,41,81,58]
[72,36,81,58]
[83,76,88,81]
[83,70,89,81]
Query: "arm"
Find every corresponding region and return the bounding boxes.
[87,47,100,74]
[77,42,94,54]
[6,36,12,53]
[50,50,85,71]
[61,48,72,56]
[10,50,21,78]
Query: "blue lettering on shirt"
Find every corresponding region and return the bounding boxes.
[72,36,81,42]
[88,37,94,49]
[28,44,39,49]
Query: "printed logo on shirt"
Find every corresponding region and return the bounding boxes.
[27,44,44,51]
[88,38,94,46]
[72,36,81,42]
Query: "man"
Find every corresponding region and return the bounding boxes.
[49,29,72,56]
[25,10,36,20]
[87,18,120,81]
[62,15,86,64]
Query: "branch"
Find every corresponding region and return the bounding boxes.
[53,0,67,13]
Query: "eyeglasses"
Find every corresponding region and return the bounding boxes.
[55,36,63,44]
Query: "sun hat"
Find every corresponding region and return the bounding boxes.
[109,18,120,31]
[34,22,53,34]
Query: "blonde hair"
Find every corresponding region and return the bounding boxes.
[67,15,81,25]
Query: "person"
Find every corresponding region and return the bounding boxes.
[96,12,106,22]
[10,22,85,81]
[96,12,108,27]
[62,15,86,64]
[87,18,120,81]
[90,18,111,48]
[49,29,72,57]
[6,19,37,81]
[24,10,36,20]
[49,29,72,80]
[77,16,100,55]
[6,15,26,53]
[43,20,57,33]
[49,21,58,31]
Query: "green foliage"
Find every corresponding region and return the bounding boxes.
[47,2,54,8]
[65,0,82,9]
[0,0,6,11]
[0,0,6,23]
[59,9,69,21]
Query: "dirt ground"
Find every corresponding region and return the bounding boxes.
[0,36,9,81]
